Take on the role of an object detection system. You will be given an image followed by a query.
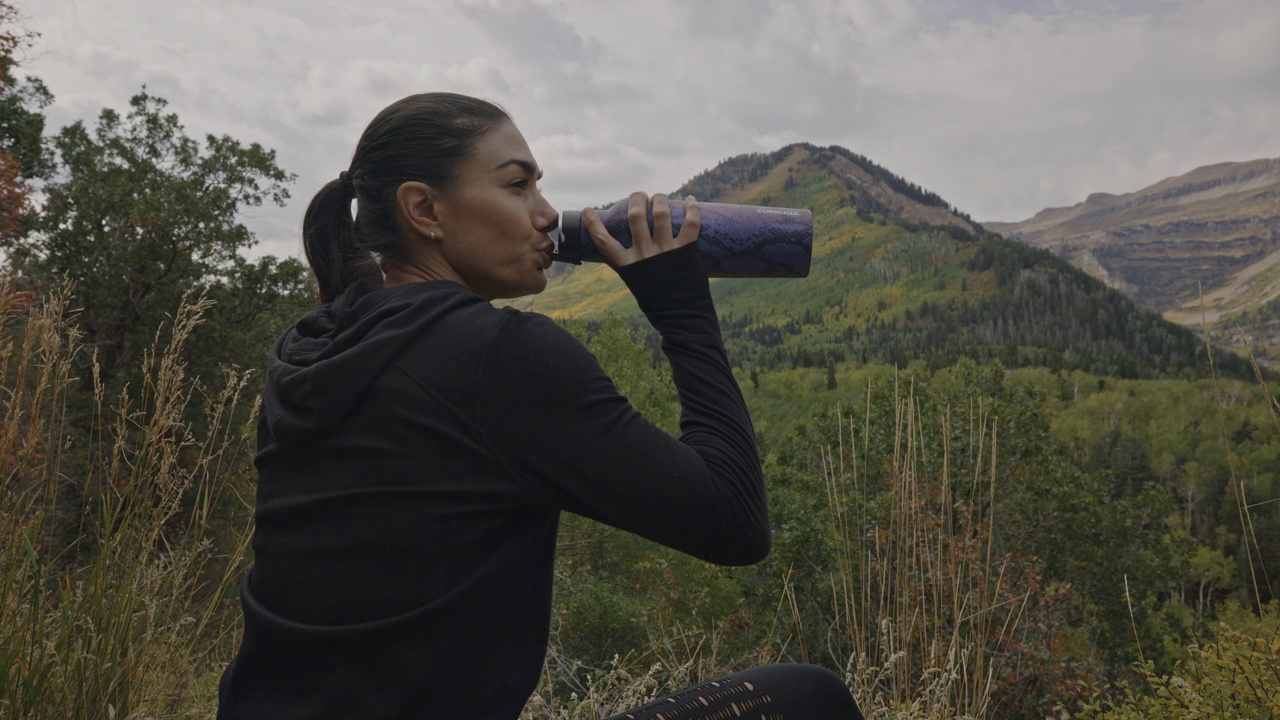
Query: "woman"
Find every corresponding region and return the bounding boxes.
[218,92,861,719]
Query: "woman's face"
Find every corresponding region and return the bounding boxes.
[433,120,559,300]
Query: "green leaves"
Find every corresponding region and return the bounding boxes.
[14,90,306,388]
[1078,603,1280,720]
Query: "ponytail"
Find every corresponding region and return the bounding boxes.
[302,175,381,304]
[301,93,511,305]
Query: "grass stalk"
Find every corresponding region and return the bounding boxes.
[0,285,256,719]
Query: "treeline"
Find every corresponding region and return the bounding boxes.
[718,234,1255,382]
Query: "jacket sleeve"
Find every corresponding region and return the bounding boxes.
[472,243,769,566]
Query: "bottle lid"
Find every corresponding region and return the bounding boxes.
[548,210,583,264]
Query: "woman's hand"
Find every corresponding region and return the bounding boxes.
[582,192,702,268]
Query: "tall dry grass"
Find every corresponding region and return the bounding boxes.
[0,283,255,719]
[817,381,1026,719]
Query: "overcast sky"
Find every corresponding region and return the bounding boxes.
[24,0,1280,260]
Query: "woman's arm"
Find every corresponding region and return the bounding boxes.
[472,194,768,565]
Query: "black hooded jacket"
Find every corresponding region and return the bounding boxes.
[217,244,767,719]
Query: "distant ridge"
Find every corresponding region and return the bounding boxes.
[985,158,1280,321]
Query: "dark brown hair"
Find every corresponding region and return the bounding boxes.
[302,93,511,303]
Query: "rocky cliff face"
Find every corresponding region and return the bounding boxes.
[986,158,1280,322]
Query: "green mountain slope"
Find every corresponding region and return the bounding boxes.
[512,145,1252,381]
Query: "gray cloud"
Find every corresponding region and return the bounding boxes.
[26,0,1280,259]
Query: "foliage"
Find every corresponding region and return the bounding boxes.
[719,229,1249,381]
[1,80,311,584]
[755,364,1104,718]
[736,356,1280,716]
[960,238,1249,378]
[10,90,311,390]
[1077,602,1280,720]
[1036,369,1279,610]
[0,2,52,241]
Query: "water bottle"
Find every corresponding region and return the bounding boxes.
[549,199,812,278]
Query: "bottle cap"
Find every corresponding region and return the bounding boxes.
[548,210,583,264]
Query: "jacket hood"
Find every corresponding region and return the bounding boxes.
[262,279,480,448]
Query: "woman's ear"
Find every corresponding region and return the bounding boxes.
[395,181,445,241]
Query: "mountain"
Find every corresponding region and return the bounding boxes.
[673,143,980,234]
[985,158,1280,324]
[510,144,1254,381]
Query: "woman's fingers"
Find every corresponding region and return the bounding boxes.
[586,192,652,267]
[583,205,629,266]
[626,191,652,249]
[582,191,701,268]
[674,195,700,248]
[649,194,672,248]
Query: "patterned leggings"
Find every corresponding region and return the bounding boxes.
[606,664,863,720]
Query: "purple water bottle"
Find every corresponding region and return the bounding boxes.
[549,199,812,278]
